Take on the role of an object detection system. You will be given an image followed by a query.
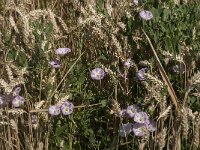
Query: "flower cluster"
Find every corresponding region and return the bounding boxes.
[119,104,156,137]
[0,86,26,108]
[12,87,25,108]
[49,48,71,68]
[48,100,74,116]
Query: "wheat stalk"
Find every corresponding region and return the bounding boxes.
[34,100,45,109]
[142,30,180,112]
[9,16,19,33]
[5,65,14,82]
[47,9,59,34]
[190,71,200,88]
[28,9,47,21]
[8,109,27,115]
[193,113,200,149]
[110,99,121,117]
[181,107,189,139]
[157,106,172,121]
[157,128,167,150]
[10,119,18,133]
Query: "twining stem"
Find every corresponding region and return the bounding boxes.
[29,103,101,113]
[48,51,85,103]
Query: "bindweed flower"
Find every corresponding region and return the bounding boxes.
[12,96,25,107]
[48,105,61,116]
[172,62,185,74]
[137,68,147,81]
[126,105,140,118]
[132,123,148,137]
[146,119,156,132]
[0,95,5,107]
[119,123,132,137]
[119,109,127,117]
[124,59,134,69]
[13,86,21,96]
[90,68,105,80]
[56,48,71,55]
[132,0,139,5]
[133,0,147,5]
[60,101,74,115]
[134,112,149,124]
[49,60,61,68]
[139,10,153,20]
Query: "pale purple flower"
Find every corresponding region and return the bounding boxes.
[139,10,153,20]
[124,59,134,68]
[134,112,150,124]
[132,0,138,5]
[119,109,127,117]
[49,60,61,68]
[13,86,21,96]
[146,119,156,132]
[132,123,148,137]
[60,101,74,115]
[48,105,61,116]
[0,96,5,107]
[12,96,25,107]
[172,62,185,74]
[56,48,71,55]
[126,105,140,118]
[90,68,105,80]
[119,123,132,137]
[137,68,147,81]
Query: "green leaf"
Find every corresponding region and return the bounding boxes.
[100,100,107,107]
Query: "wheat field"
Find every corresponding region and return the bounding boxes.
[0,0,199,150]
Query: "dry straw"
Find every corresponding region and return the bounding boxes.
[142,30,180,112]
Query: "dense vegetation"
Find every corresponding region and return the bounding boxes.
[0,0,200,149]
